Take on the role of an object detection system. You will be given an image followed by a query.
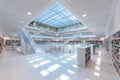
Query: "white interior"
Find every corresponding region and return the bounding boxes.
[0,1,120,79]
[0,0,120,38]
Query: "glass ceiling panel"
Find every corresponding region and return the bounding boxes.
[35,1,80,28]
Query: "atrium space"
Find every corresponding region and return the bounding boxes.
[0,0,120,80]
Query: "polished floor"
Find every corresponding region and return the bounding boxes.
[0,46,119,80]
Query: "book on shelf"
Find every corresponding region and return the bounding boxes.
[111,31,120,76]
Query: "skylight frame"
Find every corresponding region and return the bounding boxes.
[35,1,80,28]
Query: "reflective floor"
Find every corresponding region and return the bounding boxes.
[0,46,119,80]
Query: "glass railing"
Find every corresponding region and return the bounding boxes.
[28,21,86,32]
[58,23,87,32]
[20,28,37,54]
[31,32,95,39]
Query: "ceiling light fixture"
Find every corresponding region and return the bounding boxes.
[100,37,104,40]
[82,14,87,17]
[20,21,24,23]
[27,12,32,15]
[56,34,59,36]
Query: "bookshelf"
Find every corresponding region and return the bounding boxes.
[5,39,20,47]
[111,33,120,76]
[86,40,103,48]
[5,40,12,46]
[77,45,91,67]
[0,37,4,52]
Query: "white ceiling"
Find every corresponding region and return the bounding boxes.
[0,0,119,38]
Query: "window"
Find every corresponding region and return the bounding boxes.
[35,1,80,28]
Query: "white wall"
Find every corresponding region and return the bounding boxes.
[106,0,120,38]
[0,30,3,37]
[112,0,120,34]
[0,17,3,37]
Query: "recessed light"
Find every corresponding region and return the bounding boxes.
[82,14,87,17]
[56,34,59,36]
[27,12,32,15]
[20,21,24,23]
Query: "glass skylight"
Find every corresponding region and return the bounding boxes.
[35,2,80,28]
